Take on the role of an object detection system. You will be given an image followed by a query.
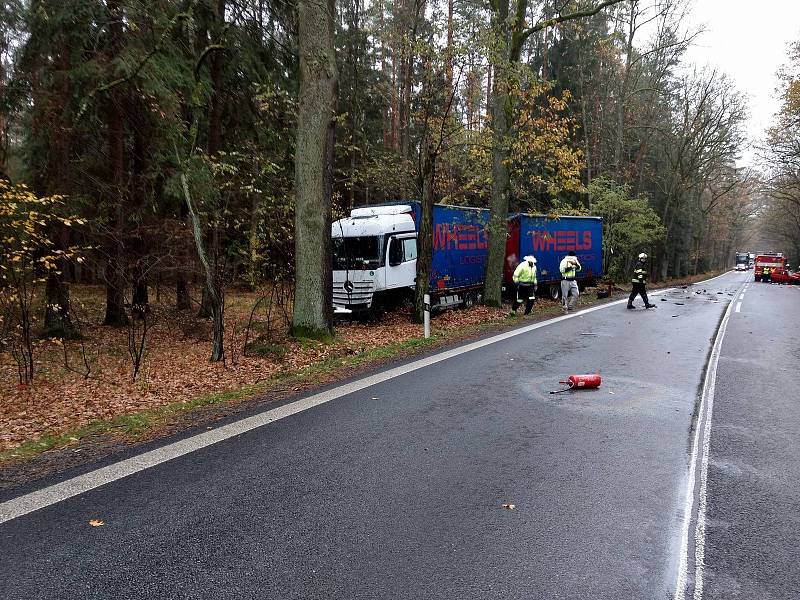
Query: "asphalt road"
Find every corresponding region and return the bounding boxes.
[696,278,800,599]
[2,270,780,600]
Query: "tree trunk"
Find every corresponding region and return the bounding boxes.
[176,196,192,310]
[445,0,453,92]
[614,6,635,178]
[176,277,191,310]
[43,217,77,339]
[379,0,391,148]
[208,0,226,156]
[399,0,420,160]
[483,72,512,307]
[43,271,76,338]
[104,0,129,327]
[198,269,213,317]
[132,267,149,317]
[40,36,75,338]
[191,0,227,319]
[181,170,225,362]
[247,192,261,289]
[104,250,128,326]
[414,139,435,323]
[292,0,337,338]
[486,64,492,124]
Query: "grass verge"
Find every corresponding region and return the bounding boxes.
[0,324,466,463]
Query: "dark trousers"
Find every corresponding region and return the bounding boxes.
[513,284,535,315]
[628,282,650,306]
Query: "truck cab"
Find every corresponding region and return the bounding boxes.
[734,251,748,271]
[331,206,417,312]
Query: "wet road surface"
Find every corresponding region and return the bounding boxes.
[3,271,777,600]
[696,279,800,599]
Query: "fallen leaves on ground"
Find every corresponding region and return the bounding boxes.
[1,285,509,453]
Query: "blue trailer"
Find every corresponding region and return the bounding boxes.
[411,202,490,298]
[504,214,603,300]
[331,202,490,312]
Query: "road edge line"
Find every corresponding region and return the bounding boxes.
[673,282,740,599]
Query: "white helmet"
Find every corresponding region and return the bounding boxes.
[524,255,537,264]
[638,252,648,260]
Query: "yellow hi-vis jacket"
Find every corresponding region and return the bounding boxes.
[559,256,582,280]
[513,262,537,285]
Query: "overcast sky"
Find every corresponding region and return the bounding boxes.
[682,0,800,168]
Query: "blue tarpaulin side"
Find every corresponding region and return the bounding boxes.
[514,215,603,285]
[410,202,491,293]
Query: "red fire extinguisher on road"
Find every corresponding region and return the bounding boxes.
[550,374,602,394]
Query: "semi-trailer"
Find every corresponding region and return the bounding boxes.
[331,203,603,312]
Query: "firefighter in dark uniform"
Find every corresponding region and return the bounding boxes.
[627,252,656,309]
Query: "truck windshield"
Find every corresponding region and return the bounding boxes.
[332,236,383,270]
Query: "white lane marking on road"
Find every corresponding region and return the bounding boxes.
[674,283,740,600]
[694,270,735,286]
[735,302,742,313]
[739,293,745,300]
[0,271,735,525]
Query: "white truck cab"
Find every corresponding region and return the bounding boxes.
[332,205,418,312]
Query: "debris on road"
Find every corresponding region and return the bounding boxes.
[501,503,516,510]
[88,519,104,527]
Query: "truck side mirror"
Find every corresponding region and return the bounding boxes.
[388,238,403,267]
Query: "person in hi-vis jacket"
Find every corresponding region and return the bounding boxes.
[559,251,581,313]
[511,255,538,315]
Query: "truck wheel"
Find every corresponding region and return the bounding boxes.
[461,292,478,308]
[548,284,561,301]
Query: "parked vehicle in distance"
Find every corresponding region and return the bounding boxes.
[734,251,749,271]
[504,214,603,300]
[331,203,490,313]
[754,253,786,282]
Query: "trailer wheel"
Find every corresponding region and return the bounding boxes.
[461,292,479,309]
[548,284,561,301]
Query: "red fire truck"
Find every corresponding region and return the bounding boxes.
[754,253,784,281]
[753,253,800,283]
